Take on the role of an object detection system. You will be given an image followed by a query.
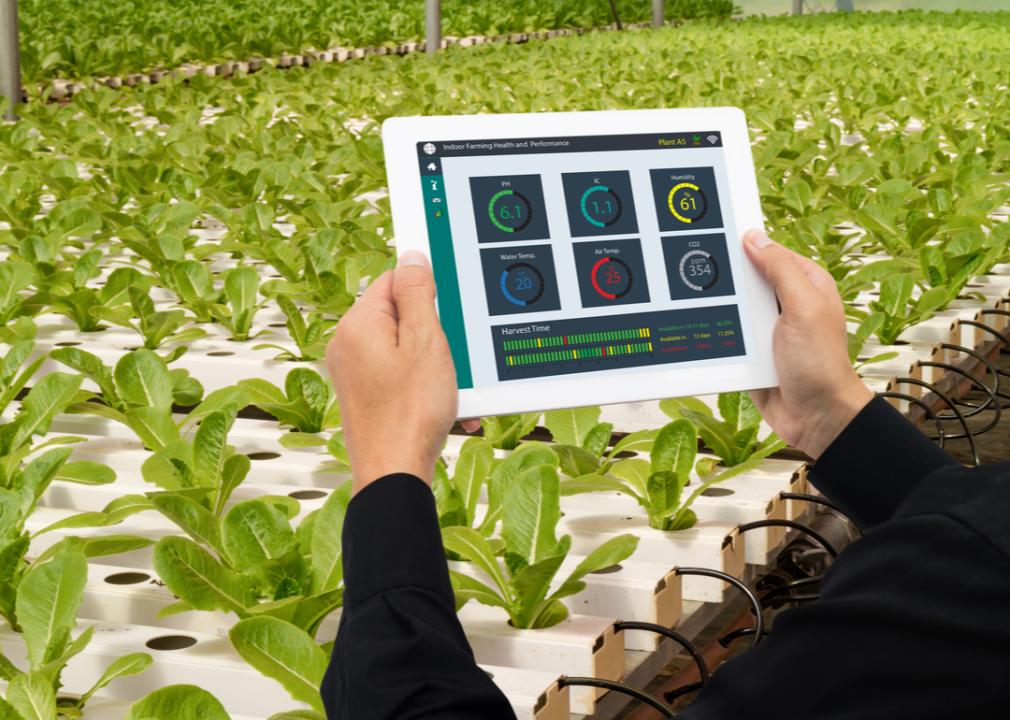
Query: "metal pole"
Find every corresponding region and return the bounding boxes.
[0,0,21,120]
[653,0,665,27]
[426,0,441,56]
[836,0,854,11]
[792,0,803,15]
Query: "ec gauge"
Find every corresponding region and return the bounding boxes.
[579,185,622,228]
[678,249,719,291]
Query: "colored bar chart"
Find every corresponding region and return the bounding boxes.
[506,341,653,367]
[502,327,650,352]
[491,305,746,381]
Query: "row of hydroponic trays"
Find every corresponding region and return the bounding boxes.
[2,9,1010,720]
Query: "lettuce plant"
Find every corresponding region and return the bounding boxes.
[102,286,207,350]
[661,393,785,469]
[229,616,329,717]
[0,262,36,325]
[211,266,263,341]
[860,272,949,346]
[253,295,336,362]
[444,462,638,629]
[43,268,149,333]
[237,368,339,447]
[432,437,494,530]
[561,419,770,531]
[480,413,541,450]
[170,260,220,324]
[0,539,152,720]
[125,685,231,720]
[51,348,205,450]
[145,409,351,636]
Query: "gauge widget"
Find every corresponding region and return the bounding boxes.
[471,175,551,243]
[650,166,724,231]
[662,233,735,301]
[572,239,650,308]
[489,190,533,233]
[562,170,639,237]
[678,249,718,291]
[480,245,561,316]
[500,262,545,306]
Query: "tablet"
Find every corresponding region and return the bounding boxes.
[383,108,779,418]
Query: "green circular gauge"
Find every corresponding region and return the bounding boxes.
[488,189,533,233]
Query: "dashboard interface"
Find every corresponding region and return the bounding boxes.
[417,131,750,390]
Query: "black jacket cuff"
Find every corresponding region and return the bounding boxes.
[341,473,455,610]
[808,395,957,529]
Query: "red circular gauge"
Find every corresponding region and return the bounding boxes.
[590,257,633,300]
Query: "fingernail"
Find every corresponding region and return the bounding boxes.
[399,250,430,268]
[745,229,773,249]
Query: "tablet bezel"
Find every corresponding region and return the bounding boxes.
[383,108,779,417]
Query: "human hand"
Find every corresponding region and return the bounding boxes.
[744,229,874,459]
[326,251,458,493]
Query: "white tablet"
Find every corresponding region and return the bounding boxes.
[383,108,779,418]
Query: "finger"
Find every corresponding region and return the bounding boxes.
[326,270,397,369]
[392,251,439,345]
[460,419,482,433]
[743,230,819,318]
[795,254,838,297]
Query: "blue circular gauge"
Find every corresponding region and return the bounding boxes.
[499,262,545,307]
[580,185,622,228]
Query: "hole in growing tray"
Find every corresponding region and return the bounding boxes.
[146,635,198,651]
[289,489,328,500]
[207,351,235,357]
[105,571,151,585]
[701,487,735,497]
[268,322,287,328]
[54,341,81,347]
[612,451,636,459]
[591,564,623,575]
[247,451,281,461]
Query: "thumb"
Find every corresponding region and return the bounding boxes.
[392,250,439,341]
[743,229,815,317]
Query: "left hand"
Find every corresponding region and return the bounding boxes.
[325,252,459,493]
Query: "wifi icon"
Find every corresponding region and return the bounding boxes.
[707,135,719,145]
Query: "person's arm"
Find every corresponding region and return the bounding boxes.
[321,253,515,720]
[742,230,956,529]
[677,233,1007,718]
[677,486,1010,720]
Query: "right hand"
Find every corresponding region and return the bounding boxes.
[744,229,874,459]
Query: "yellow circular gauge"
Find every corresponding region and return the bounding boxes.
[667,182,708,224]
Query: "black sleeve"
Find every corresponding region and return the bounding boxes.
[321,473,516,720]
[677,504,1010,720]
[808,395,958,529]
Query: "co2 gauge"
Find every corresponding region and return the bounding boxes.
[678,249,719,291]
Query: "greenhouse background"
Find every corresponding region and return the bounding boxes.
[1,0,1009,719]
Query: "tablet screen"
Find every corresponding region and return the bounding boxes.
[415,131,751,390]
